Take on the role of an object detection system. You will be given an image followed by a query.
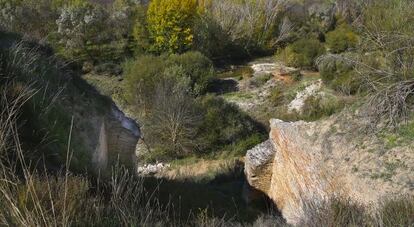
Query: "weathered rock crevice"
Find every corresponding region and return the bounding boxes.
[245,119,333,224]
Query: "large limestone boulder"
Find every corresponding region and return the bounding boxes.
[245,118,414,225]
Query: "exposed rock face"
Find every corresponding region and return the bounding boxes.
[288,79,323,114]
[245,118,414,225]
[245,140,275,193]
[92,105,140,171]
[245,119,332,224]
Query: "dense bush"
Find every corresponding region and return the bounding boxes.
[195,0,286,58]
[196,95,266,154]
[124,52,241,158]
[0,0,139,64]
[123,55,167,114]
[326,23,358,53]
[348,0,414,129]
[124,51,214,115]
[277,37,325,68]
[318,54,360,95]
[131,3,151,55]
[167,51,215,96]
[54,3,132,63]
[301,94,342,121]
[0,0,61,38]
[140,93,266,159]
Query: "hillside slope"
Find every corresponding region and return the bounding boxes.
[0,32,139,173]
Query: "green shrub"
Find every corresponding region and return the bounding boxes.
[124,52,215,115]
[167,51,215,96]
[277,37,325,69]
[196,95,266,154]
[123,55,167,114]
[301,95,342,121]
[250,74,272,88]
[270,85,286,106]
[222,133,265,157]
[318,55,360,95]
[326,23,358,53]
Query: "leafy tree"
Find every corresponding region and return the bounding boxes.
[0,0,60,38]
[54,3,131,63]
[147,0,197,53]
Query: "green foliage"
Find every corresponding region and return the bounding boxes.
[277,37,325,69]
[318,55,360,95]
[147,0,197,53]
[124,51,213,115]
[123,55,167,114]
[54,3,132,63]
[167,51,215,96]
[270,85,286,106]
[123,53,228,158]
[0,0,60,38]
[364,0,414,36]
[222,133,265,157]
[131,4,151,55]
[0,39,97,172]
[195,0,284,58]
[196,95,266,154]
[301,94,342,121]
[399,121,414,140]
[326,23,358,53]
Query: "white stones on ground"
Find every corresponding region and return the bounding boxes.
[137,162,171,176]
[251,63,278,76]
[288,79,324,114]
[250,62,298,77]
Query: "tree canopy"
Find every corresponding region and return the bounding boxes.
[147,0,197,53]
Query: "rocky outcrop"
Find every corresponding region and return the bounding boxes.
[91,105,140,172]
[246,119,333,224]
[245,118,414,225]
[288,79,323,114]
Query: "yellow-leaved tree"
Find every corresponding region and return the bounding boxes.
[147,0,197,53]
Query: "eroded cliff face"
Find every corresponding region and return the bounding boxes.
[90,105,140,172]
[245,118,414,225]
